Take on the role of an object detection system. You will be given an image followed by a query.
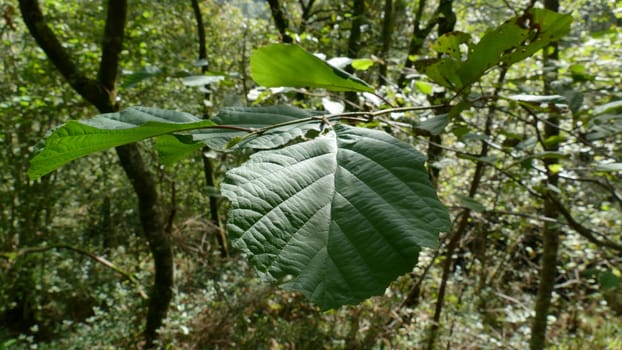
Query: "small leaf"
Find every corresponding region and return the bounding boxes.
[251,44,374,93]
[351,58,374,71]
[415,81,433,95]
[122,66,162,89]
[599,271,621,291]
[547,163,563,174]
[222,124,449,309]
[182,75,225,86]
[156,134,203,166]
[415,114,450,136]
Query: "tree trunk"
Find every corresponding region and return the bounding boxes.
[529,1,561,349]
[18,1,173,347]
[190,0,227,257]
[344,0,365,110]
[267,0,293,43]
[397,0,439,88]
[377,0,394,85]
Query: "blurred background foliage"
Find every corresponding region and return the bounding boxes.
[0,0,621,349]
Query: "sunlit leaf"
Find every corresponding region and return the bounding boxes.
[251,44,374,92]
[351,58,374,71]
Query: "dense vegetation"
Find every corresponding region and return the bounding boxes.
[1,0,621,349]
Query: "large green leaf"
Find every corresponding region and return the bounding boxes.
[251,44,374,93]
[190,105,325,150]
[28,107,214,179]
[222,124,450,309]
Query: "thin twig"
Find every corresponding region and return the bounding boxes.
[2,244,148,299]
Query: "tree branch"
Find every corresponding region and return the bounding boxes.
[18,0,111,111]
[548,194,622,254]
[2,244,147,299]
[98,0,127,100]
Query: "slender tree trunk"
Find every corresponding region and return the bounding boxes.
[344,0,365,110]
[529,1,561,349]
[377,0,394,85]
[397,0,439,88]
[190,0,227,257]
[267,0,293,43]
[18,1,173,347]
[297,0,316,32]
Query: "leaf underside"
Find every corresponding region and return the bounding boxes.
[222,124,450,309]
[193,105,326,151]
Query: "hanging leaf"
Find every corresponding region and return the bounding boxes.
[251,44,374,93]
[417,8,572,91]
[122,66,162,89]
[222,124,450,309]
[155,134,204,166]
[28,107,214,179]
[415,114,450,136]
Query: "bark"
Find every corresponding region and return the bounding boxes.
[529,1,561,349]
[344,0,365,110]
[18,1,173,347]
[397,0,439,88]
[267,0,293,43]
[190,0,227,257]
[297,0,316,32]
[426,69,507,350]
[377,0,394,84]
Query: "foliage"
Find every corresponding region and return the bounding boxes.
[3,0,622,349]
[27,43,450,311]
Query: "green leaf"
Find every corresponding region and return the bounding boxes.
[122,66,162,89]
[414,58,462,90]
[251,44,374,93]
[599,271,621,291]
[417,8,572,91]
[415,81,433,95]
[594,100,622,115]
[457,194,485,212]
[415,114,450,136]
[28,107,214,179]
[191,105,325,151]
[222,124,450,309]
[156,134,204,166]
[432,31,471,60]
[351,58,374,71]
